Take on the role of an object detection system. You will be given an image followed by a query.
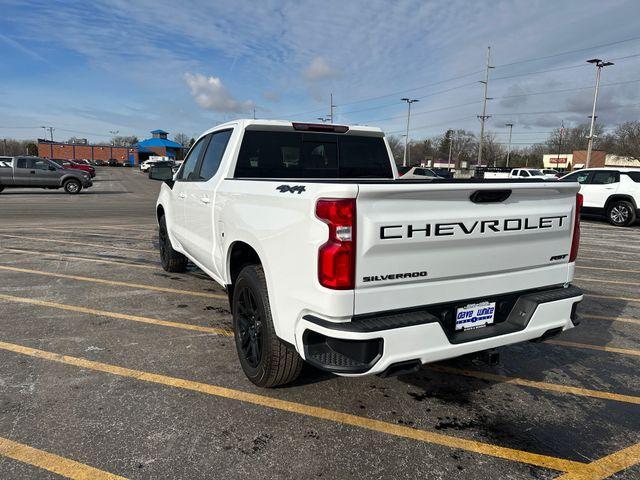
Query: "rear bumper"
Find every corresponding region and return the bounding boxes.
[295,285,583,375]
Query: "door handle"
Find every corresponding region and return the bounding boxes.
[177,193,186,199]
[200,196,210,204]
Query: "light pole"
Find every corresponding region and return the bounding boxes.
[401,98,419,167]
[109,130,119,146]
[446,129,454,171]
[505,123,513,167]
[585,58,613,168]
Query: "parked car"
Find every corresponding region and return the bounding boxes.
[95,159,107,166]
[561,167,640,226]
[509,168,557,180]
[51,159,96,178]
[107,158,118,167]
[147,161,175,177]
[149,119,583,387]
[400,167,443,179]
[0,156,92,194]
[542,169,561,178]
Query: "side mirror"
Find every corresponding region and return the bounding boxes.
[149,165,175,187]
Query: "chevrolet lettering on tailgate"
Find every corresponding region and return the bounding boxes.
[379,215,568,240]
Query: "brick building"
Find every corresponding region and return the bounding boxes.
[38,140,138,165]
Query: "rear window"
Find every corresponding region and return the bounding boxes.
[234,131,393,179]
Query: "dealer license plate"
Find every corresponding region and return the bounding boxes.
[455,302,496,331]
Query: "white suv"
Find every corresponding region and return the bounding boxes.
[561,167,640,226]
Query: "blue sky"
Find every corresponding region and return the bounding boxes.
[1,0,640,146]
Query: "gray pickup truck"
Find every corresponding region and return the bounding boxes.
[0,156,93,194]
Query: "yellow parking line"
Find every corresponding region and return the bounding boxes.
[0,293,233,336]
[576,265,640,274]
[576,277,640,287]
[556,442,640,480]
[34,227,154,241]
[580,248,640,258]
[582,314,640,326]
[580,241,640,251]
[0,341,585,473]
[429,365,640,405]
[0,436,127,480]
[0,234,155,253]
[579,255,640,265]
[0,265,227,300]
[585,294,640,304]
[546,339,640,358]
[1,247,161,270]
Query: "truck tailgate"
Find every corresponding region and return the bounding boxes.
[354,181,579,314]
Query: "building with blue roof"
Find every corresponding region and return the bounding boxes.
[135,130,187,160]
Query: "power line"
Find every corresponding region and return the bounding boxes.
[494,35,640,68]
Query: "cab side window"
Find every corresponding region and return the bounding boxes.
[177,137,208,181]
[520,170,529,177]
[34,159,50,170]
[197,129,233,181]
[17,158,33,169]
[562,171,590,184]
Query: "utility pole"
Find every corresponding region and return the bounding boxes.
[41,126,54,142]
[556,120,564,170]
[585,58,613,168]
[253,107,256,119]
[477,46,494,166]
[2,138,6,155]
[329,93,336,123]
[109,130,119,146]
[505,123,513,167]
[401,98,419,167]
[447,130,453,171]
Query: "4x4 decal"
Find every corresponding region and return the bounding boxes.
[276,185,306,194]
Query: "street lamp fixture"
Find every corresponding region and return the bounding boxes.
[401,98,419,167]
[585,58,614,167]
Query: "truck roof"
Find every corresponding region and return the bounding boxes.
[201,119,385,137]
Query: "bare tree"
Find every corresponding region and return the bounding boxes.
[612,121,640,161]
[173,132,191,147]
[386,135,404,164]
[111,135,139,147]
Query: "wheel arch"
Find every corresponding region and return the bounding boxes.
[227,240,263,305]
[605,194,637,211]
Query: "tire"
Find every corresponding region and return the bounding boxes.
[158,215,188,272]
[0,186,4,193]
[606,200,636,227]
[232,264,303,387]
[63,179,82,194]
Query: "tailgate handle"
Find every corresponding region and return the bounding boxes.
[470,189,511,203]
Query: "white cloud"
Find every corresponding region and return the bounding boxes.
[303,57,340,82]
[184,73,253,114]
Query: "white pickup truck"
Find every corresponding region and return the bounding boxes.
[150,120,584,387]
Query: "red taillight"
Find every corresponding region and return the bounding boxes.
[570,193,582,262]
[316,198,356,289]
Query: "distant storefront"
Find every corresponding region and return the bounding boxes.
[36,129,187,166]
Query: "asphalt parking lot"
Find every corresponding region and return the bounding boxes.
[0,167,639,479]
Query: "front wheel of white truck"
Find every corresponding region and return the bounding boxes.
[232,264,303,387]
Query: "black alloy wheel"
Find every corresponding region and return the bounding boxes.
[235,285,263,368]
